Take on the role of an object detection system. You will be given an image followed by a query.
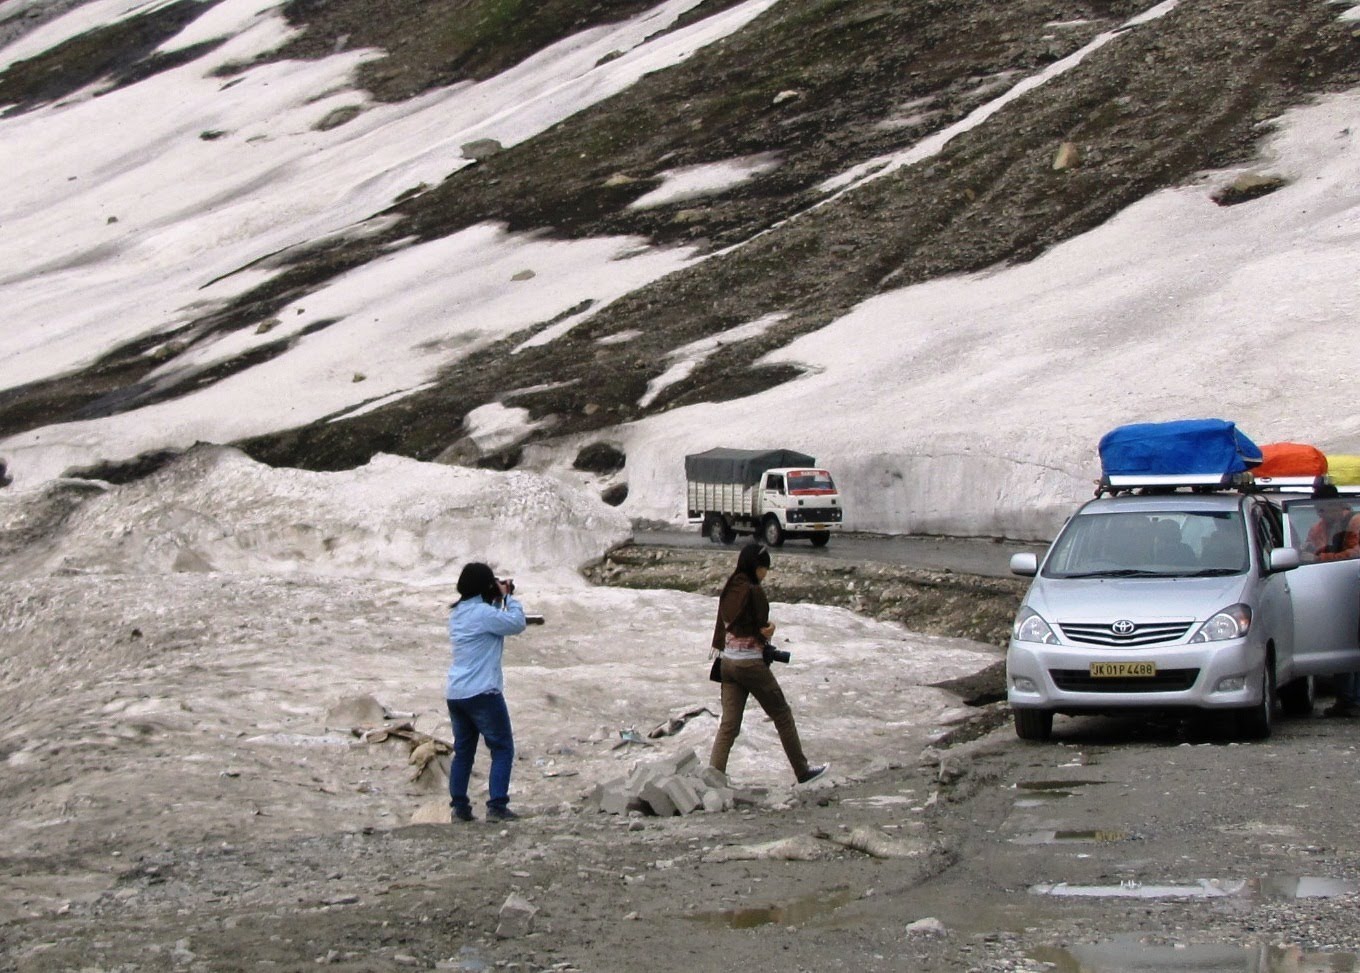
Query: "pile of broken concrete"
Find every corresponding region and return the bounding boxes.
[583,748,766,817]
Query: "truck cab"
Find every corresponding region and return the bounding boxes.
[757,467,842,546]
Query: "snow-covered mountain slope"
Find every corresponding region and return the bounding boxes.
[1,0,1358,537]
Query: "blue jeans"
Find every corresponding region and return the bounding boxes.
[1336,671,1360,707]
[447,693,515,812]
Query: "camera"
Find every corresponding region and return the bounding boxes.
[762,644,791,665]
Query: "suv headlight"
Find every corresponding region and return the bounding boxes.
[1189,604,1252,643]
[1014,607,1060,644]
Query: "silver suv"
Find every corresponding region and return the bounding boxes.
[1007,487,1360,741]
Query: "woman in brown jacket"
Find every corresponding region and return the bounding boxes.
[708,542,827,785]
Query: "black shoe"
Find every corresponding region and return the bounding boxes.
[797,764,829,785]
[452,806,474,822]
[1325,702,1360,718]
[486,806,520,822]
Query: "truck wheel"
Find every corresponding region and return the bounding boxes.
[809,533,830,548]
[1013,708,1053,742]
[704,515,735,545]
[762,517,785,547]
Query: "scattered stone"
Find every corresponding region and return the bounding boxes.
[1212,171,1288,206]
[773,89,802,105]
[461,138,504,161]
[703,834,831,862]
[573,442,626,474]
[511,269,535,281]
[1052,141,1081,169]
[410,801,451,825]
[907,917,948,936]
[937,756,966,784]
[325,695,389,728]
[826,826,930,859]
[495,893,538,938]
[316,105,362,131]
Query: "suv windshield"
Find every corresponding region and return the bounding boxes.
[1042,509,1249,579]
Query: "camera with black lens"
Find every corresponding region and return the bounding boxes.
[762,643,791,665]
[498,578,515,596]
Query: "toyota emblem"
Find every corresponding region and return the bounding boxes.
[1111,619,1136,636]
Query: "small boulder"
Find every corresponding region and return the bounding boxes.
[495,893,538,938]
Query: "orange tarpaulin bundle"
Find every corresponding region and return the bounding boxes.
[1326,455,1360,486]
[1254,442,1327,478]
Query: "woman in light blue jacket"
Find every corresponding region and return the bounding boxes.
[446,562,527,822]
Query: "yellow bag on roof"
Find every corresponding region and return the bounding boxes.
[1326,455,1360,486]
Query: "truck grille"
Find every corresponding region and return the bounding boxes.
[1058,620,1193,647]
[1050,668,1200,693]
[786,507,842,524]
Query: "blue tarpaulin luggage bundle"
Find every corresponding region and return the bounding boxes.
[1098,419,1263,478]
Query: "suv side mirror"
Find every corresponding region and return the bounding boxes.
[1010,552,1039,577]
[1267,547,1300,573]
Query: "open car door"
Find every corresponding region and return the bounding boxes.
[1280,497,1360,675]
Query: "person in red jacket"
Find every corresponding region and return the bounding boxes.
[1302,487,1360,717]
[1301,487,1360,563]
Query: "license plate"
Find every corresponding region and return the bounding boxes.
[1089,661,1156,678]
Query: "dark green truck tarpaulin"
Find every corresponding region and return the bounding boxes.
[684,448,816,486]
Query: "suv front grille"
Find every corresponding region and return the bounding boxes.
[1058,620,1193,647]
[1050,668,1200,693]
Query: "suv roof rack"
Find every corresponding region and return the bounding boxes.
[1246,474,1330,494]
[1095,472,1254,497]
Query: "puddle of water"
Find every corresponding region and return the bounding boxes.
[1031,879,1245,899]
[1030,875,1359,901]
[1252,875,1360,899]
[1032,939,1359,972]
[1012,829,1135,845]
[1016,779,1105,791]
[688,889,856,929]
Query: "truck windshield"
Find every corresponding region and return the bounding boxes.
[1042,510,1249,579]
[788,470,835,494]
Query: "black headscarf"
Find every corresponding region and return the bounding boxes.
[734,542,771,584]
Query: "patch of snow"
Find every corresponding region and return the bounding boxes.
[628,153,782,209]
[463,402,544,453]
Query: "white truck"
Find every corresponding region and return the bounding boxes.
[685,448,843,547]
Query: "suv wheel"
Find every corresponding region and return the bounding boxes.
[1013,708,1053,742]
[1235,663,1276,740]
